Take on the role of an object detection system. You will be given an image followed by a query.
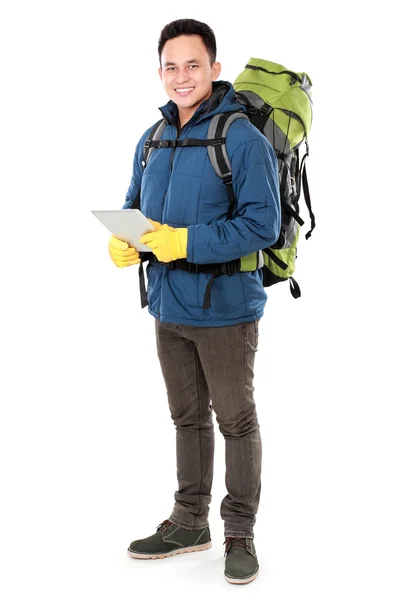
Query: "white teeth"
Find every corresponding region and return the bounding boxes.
[176,87,194,92]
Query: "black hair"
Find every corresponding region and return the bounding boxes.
[158,19,217,65]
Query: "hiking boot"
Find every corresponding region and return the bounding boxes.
[127,519,212,559]
[224,537,259,584]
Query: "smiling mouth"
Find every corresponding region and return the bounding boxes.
[175,87,195,94]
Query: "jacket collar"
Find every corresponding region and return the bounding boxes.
[159,81,245,128]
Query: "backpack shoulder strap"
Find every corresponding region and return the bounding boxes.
[136,118,166,309]
[142,119,167,168]
[207,112,249,180]
[207,112,249,220]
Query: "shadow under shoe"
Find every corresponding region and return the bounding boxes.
[127,519,212,560]
[224,537,259,584]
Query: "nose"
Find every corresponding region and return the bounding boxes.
[174,68,191,84]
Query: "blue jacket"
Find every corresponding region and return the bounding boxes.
[123,81,281,326]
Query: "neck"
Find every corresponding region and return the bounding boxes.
[178,108,195,128]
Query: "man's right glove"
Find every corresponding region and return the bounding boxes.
[108,236,141,268]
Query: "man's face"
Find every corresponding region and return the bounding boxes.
[158,34,221,123]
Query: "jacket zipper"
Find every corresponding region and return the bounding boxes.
[163,119,191,217]
[161,123,180,220]
[169,124,180,173]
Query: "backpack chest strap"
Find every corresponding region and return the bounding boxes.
[144,137,226,149]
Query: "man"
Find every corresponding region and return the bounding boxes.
[108,19,280,585]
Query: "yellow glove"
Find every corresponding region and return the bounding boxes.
[140,227,188,263]
[108,235,141,268]
[147,219,163,231]
[147,218,176,232]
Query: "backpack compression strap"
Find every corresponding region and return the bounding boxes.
[294,143,315,239]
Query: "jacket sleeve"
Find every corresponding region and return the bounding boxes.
[121,128,151,209]
[186,136,281,264]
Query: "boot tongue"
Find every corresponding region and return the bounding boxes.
[230,545,247,554]
[225,537,248,553]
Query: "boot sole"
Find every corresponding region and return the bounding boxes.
[224,568,259,585]
[127,541,212,560]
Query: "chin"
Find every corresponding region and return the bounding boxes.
[179,100,199,109]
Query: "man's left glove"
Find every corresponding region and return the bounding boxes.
[140,226,188,263]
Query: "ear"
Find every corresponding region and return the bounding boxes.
[212,61,222,81]
[158,66,162,81]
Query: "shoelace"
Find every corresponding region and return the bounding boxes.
[223,537,248,556]
[156,519,174,532]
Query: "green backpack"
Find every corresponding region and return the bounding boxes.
[137,58,315,308]
[231,58,315,298]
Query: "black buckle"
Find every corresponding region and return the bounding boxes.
[221,259,240,275]
[222,172,232,185]
[259,104,272,117]
[158,139,170,149]
[212,138,223,146]
[144,140,151,149]
[188,263,200,274]
[275,150,286,161]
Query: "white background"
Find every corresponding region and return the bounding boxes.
[1,0,399,598]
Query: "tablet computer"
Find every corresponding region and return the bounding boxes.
[92,209,156,252]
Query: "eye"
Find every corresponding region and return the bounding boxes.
[188,64,199,69]
[166,67,176,72]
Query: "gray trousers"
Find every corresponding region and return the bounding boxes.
[155,318,261,538]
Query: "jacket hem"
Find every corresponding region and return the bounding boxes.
[147,307,265,327]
